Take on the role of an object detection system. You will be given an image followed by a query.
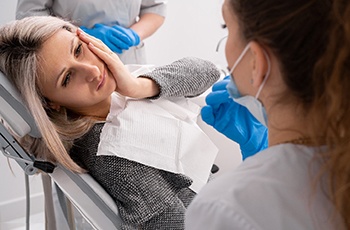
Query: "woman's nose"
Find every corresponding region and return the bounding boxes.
[81,64,100,82]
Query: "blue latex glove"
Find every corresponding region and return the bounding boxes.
[201,76,268,160]
[80,24,140,54]
[111,24,140,46]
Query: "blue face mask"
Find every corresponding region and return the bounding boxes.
[226,43,270,126]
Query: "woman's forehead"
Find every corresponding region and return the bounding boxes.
[37,30,75,84]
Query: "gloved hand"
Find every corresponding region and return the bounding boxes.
[111,24,140,47]
[201,76,268,160]
[80,24,140,54]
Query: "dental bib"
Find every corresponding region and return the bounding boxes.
[97,66,218,193]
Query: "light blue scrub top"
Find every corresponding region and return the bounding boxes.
[16,0,167,64]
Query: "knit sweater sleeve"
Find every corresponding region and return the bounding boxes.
[139,57,221,99]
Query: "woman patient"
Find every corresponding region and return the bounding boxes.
[0,16,220,229]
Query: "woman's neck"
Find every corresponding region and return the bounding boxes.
[73,96,111,121]
[267,102,311,146]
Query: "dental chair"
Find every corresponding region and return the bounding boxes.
[0,71,122,230]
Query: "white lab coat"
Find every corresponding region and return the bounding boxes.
[16,0,167,64]
[185,144,343,230]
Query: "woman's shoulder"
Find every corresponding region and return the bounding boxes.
[69,122,104,164]
[186,144,327,230]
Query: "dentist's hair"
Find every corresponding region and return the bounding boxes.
[228,0,350,227]
[0,16,93,172]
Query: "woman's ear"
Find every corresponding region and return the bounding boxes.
[249,41,268,89]
[48,101,61,112]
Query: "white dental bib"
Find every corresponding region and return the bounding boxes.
[97,65,218,193]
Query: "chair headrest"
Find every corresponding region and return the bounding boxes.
[0,71,40,138]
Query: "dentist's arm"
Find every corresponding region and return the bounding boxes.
[201,77,268,160]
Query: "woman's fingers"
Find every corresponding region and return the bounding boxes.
[77,28,154,98]
[87,42,139,96]
[77,28,110,53]
[77,28,100,43]
[87,42,121,72]
[78,28,123,76]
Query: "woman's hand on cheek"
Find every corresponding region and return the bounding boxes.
[77,29,159,98]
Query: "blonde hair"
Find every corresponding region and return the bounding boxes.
[0,16,95,173]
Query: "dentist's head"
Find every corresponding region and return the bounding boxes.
[222,0,331,131]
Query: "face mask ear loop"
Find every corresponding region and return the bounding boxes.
[229,44,251,76]
[255,49,271,99]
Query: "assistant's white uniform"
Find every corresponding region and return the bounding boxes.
[16,0,167,64]
[185,144,343,230]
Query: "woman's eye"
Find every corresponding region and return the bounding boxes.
[62,73,71,87]
[75,43,82,56]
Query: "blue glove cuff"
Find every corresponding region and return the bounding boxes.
[129,28,140,46]
[240,125,268,160]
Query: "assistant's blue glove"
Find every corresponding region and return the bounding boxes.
[201,77,268,160]
[111,24,140,46]
[80,24,140,54]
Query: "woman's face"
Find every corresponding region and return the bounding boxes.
[37,28,116,116]
[222,0,254,96]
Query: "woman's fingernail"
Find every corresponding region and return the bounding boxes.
[89,42,94,47]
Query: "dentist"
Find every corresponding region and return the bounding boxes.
[186,0,349,229]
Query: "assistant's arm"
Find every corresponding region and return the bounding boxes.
[80,0,166,53]
[130,13,165,41]
[133,0,167,40]
[16,0,53,19]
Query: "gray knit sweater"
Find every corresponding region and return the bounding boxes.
[69,57,220,229]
